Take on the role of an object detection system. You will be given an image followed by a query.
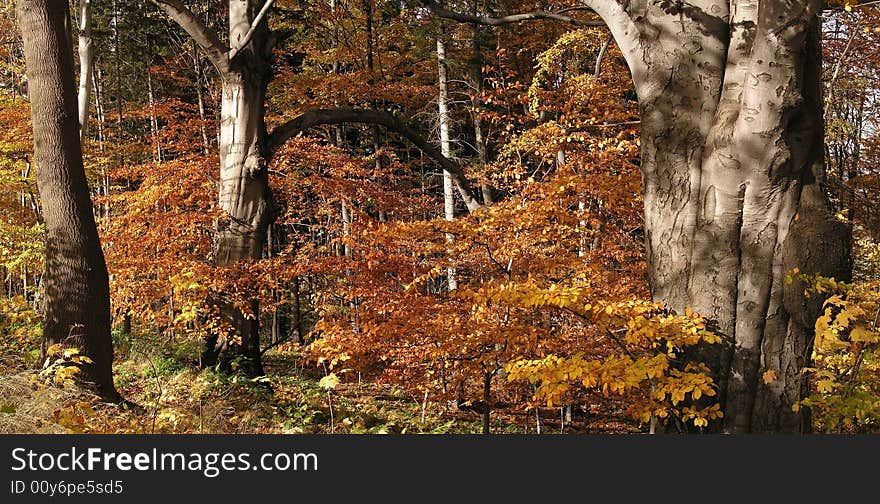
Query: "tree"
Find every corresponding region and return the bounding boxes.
[428,0,852,432]
[592,0,850,434]
[436,24,457,291]
[147,0,483,376]
[16,0,119,400]
[76,0,94,143]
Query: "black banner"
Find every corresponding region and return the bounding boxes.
[1,435,874,501]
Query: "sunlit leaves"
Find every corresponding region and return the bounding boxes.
[796,273,880,431]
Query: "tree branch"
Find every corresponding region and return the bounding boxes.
[420,0,605,27]
[149,0,230,73]
[579,0,646,93]
[420,1,648,94]
[268,108,483,213]
[229,0,277,62]
[594,35,613,78]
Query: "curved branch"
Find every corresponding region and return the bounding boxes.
[269,108,483,213]
[420,0,605,27]
[149,0,230,73]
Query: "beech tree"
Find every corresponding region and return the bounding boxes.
[16,0,119,400]
[428,0,851,432]
[4,0,877,436]
[147,0,481,376]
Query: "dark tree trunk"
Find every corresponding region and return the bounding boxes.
[17,0,119,401]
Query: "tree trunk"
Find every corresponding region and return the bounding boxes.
[202,1,274,378]
[437,26,457,291]
[17,0,119,401]
[192,39,211,153]
[469,2,493,205]
[592,0,850,433]
[146,58,163,164]
[76,0,93,144]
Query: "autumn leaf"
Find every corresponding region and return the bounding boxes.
[319,373,340,391]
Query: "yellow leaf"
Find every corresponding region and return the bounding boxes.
[762,370,777,384]
[850,327,877,343]
[319,373,340,390]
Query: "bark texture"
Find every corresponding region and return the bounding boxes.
[152,0,274,377]
[204,1,274,378]
[580,0,851,432]
[17,0,119,400]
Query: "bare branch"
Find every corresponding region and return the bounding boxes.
[579,0,646,90]
[268,108,483,213]
[229,0,277,62]
[420,0,605,27]
[149,0,230,73]
[594,35,613,78]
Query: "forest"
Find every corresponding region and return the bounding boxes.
[0,0,878,435]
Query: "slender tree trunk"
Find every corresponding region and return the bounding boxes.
[468,3,492,204]
[76,0,92,144]
[293,276,304,345]
[93,65,105,150]
[17,0,119,401]
[437,26,457,291]
[112,0,124,184]
[146,54,163,164]
[482,370,491,434]
[192,39,211,153]
[93,68,110,220]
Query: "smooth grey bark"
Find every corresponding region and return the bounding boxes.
[205,1,273,377]
[152,0,274,377]
[580,0,850,433]
[17,0,119,400]
[431,0,852,432]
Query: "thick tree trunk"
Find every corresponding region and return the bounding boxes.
[17,0,119,400]
[202,1,273,378]
[580,0,851,432]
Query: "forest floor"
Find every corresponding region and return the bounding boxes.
[0,329,641,435]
